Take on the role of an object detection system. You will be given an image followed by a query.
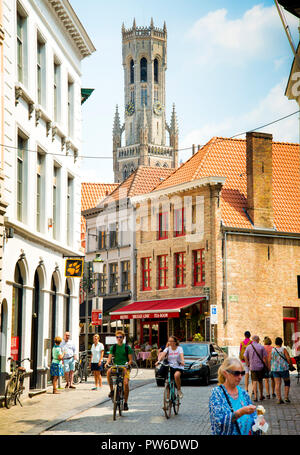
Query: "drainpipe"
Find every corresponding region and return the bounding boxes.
[223,229,228,325]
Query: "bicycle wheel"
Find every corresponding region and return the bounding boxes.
[73,363,80,384]
[163,382,172,419]
[173,391,180,415]
[113,385,118,421]
[130,360,139,379]
[5,377,17,409]
[118,384,123,416]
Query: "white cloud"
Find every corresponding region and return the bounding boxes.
[179,80,299,161]
[186,5,299,67]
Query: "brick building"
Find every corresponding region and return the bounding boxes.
[111,132,300,356]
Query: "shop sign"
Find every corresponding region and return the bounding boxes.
[11,336,19,361]
[91,310,102,326]
[111,312,180,320]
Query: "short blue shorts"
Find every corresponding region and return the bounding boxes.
[63,358,75,372]
[272,370,289,379]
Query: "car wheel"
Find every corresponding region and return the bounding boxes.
[201,372,210,386]
[156,380,164,387]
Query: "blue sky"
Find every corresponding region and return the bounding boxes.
[70,0,300,183]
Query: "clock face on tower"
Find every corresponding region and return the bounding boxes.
[125,102,135,116]
[153,101,163,115]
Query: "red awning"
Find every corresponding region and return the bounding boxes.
[110,297,205,320]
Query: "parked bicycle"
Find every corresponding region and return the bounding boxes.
[108,363,130,421]
[5,357,30,409]
[160,362,181,419]
[73,350,89,384]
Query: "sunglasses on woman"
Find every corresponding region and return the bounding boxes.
[226,369,245,377]
[116,336,123,339]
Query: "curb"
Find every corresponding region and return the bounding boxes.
[23,378,154,435]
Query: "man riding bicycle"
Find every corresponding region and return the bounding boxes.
[106,330,133,411]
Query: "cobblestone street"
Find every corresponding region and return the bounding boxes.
[1,371,300,436]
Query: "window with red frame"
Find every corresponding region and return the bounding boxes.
[158,255,168,289]
[142,257,152,290]
[174,207,186,237]
[158,211,168,240]
[193,249,205,286]
[175,252,186,287]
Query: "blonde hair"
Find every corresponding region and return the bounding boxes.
[54,336,62,345]
[116,330,125,337]
[93,334,100,339]
[218,357,243,385]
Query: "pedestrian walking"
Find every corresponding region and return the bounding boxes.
[239,331,252,393]
[60,331,77,389]
[244,335,268,402]
[263,337,275,399]
[90,334,104,390]
[209,357,265,435]
[50,336,64,394]
[268,337,293,404]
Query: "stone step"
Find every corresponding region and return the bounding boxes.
[28,389,47,398]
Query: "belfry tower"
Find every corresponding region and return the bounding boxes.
[113,19,179,183]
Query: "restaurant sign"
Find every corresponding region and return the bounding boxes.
[111,312,180,320]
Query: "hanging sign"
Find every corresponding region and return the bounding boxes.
[91,309,102,326]
[65,258,84,277]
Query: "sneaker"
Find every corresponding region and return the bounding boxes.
[123,402,129,411]
[178,390,183,399]
[277,399,284,404]
[266,395,270,399]
[284,398,291,403]
[272,393,276,398]
[91,387,98,390]
[108,390,114,399]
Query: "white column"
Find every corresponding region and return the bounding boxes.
[22,285,34,371]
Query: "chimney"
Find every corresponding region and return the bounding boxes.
[246,131,273,229]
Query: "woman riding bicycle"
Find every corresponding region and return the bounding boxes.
[156,335,184,398]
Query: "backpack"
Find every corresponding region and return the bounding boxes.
[112,343,129,361]
[239,340,251,361]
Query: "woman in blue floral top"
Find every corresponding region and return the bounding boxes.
[209,357,265,435]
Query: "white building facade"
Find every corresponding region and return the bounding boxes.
[0,0,95,395]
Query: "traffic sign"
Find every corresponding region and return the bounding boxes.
[210,305,218,324]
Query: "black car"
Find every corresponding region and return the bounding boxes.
[155,342,227,386]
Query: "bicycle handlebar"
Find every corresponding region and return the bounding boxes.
[7,357,30,364]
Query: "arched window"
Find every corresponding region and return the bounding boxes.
[156,162,160,167]
[140,57,147,82]
[130,59,134,84]
[154,59,159,83]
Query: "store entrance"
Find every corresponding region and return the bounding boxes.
[141,320,168,348]
[283,307,299,356]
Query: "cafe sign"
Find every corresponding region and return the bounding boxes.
[111,312,180,320]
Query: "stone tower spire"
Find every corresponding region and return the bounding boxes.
[169,103,179,168]
[113,105,122,180]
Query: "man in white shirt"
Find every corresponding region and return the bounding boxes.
[60,332,77,389]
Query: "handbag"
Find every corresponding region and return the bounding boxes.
[219,386,242,435]
[251,344,269,377]
[274,348,296,372]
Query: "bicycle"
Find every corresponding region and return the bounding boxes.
[161,363,181,419]
[107,363,130,421]
[5,357,30,409]
[73,351,89,384]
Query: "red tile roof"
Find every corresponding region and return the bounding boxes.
[102,166,174,204]
[154,137,300,233]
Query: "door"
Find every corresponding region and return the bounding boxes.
[283,307,299,356]
[30,271,39,389]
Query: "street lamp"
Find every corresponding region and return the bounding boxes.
[81,256,104,351]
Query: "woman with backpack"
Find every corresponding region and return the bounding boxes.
[268,337,293,404]
[239,331,252,393]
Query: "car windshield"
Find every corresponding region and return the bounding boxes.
[182,344,209,357]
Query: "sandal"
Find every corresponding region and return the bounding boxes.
[266,395,270,399]
[277,399,284,404]
[284,398,291,403]
[53,390,61,394]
